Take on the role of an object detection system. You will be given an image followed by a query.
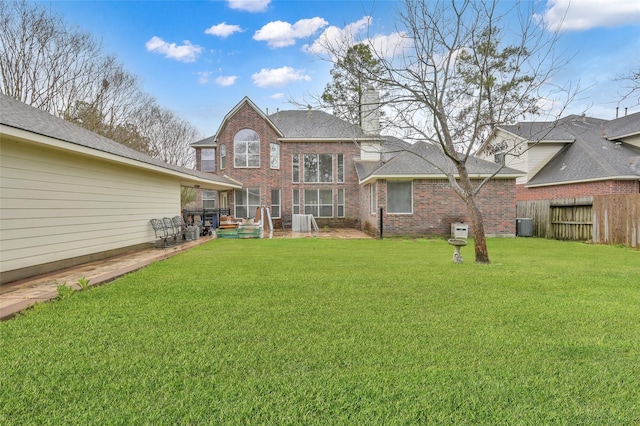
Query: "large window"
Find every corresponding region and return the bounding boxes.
[271,189,281,218]
[270,143,280,169]
[234,129,260,168]
[201,149,215,172]
[387,181,412,214]
[235,188,260,219]
[202,191,216,209]
[220,144,226,169]
[304,189,333,217]
[304,154,332,183]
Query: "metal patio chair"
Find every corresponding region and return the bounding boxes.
[150,218,170,247]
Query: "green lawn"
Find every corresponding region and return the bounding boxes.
[1,238,639,424]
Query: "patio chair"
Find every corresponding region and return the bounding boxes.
[172,215,186,242]
[150,218,170,247]
[162,217,179,245]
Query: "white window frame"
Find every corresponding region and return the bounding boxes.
[235,188,260,219]
[201,148,215,172]
[271,189,281,218]
[234,129,260,168]
[304,188,333,218]
[337,154,344,183]
[370,183,377,214]
[202,190,216,209]
[220,144,226,169]
[304,154,333,183]
[337,188,345,218]
[387,180,413,214]
[292,189,300,214]
[270,143,280,169]
[292,154,300,183]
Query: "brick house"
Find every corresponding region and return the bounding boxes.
[192,96,523,237]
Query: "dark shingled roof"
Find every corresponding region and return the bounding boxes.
[268,109,372,139]
[0,94,238,187]
[518,114,640,186]
[356,141,524,182]
[603,111,640,140]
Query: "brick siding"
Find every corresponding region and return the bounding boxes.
[517,180,640,201]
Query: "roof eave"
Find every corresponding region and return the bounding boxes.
[2,124,242,191]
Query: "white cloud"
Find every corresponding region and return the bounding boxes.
[535,0,640,32]
[254,17,328,48]
[215,75,238,86]
[227,0,270,13]
[303,16,409,60]
[197,71,212,84]
[303,16,371,56]
[145,36,203,62]
[251,66,311,88]
[270,93,285,99]
[205,22,242,38]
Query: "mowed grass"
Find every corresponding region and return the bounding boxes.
[1,238,639,424]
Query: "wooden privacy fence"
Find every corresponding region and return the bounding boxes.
[592,194,640,248]
[517,194,639,248]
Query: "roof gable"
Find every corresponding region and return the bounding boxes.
[210,97,284,143]
[526,115,640,186]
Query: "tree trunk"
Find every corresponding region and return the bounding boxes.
[455,163,491,264]
[465,196,490,264]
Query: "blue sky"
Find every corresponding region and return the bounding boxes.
[37,0,640,136]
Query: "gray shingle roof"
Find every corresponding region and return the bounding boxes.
[356,141,524,182]
[268,109,373,140]
[0,94,238,187]
[603,111,640,139]
[523,113,640,186]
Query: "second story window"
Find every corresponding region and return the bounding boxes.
[234,129,260,168]
[220,144,226,169]
[201,149,215,172]
[292,154,300,183]
[270,143,280,169]
[304,154,332,183]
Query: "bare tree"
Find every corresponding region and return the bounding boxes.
[0,1,104,116]
[1,0,201,169]
[354,0,574,263]
[137,105,200,168]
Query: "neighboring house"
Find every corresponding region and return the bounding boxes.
[476,112,640,241]
[191,96,523,238]
[477,113,640,200]
[0,94,240,284]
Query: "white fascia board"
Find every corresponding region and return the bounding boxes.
[278,137,384,143]
[526,175,640,188]
[2,125,242,190]
[360,173,522,185]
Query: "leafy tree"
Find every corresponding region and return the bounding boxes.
[321,43,384,128]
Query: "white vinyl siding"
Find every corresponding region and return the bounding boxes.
[1,138,180,274]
